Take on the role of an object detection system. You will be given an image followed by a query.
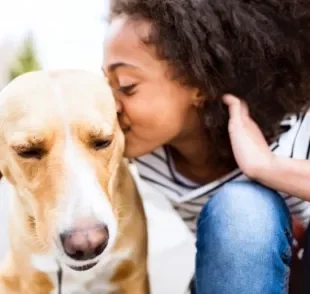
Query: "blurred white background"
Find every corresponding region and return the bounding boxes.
[0,0,110,89]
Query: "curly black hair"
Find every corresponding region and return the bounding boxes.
[110,0,310,164]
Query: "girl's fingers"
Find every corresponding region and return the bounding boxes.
[223,94,242,120]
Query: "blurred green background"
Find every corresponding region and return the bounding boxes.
[8,35,41,81]
[0,0,109,90]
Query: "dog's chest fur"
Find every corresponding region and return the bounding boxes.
[58,267,117,294]
[31,251,130,294]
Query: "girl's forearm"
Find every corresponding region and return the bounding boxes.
[255,156,310,201]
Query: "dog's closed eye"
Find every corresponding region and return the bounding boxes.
[91,139,112,150]
[12,145,46,160]
[19,148,45,159]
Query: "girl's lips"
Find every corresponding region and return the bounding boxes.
[121,125,131,133]
[117,114,131,133]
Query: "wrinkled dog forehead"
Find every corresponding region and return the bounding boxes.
[0,70,117,140]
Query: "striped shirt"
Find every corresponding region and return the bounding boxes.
[134,110,310,232]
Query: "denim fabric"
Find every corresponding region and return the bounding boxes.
[194,181,292,294]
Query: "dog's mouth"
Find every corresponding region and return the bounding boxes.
[68,262,97,271]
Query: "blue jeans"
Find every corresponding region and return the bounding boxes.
[194,181,293,294]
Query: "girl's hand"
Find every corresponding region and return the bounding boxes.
[223,94,275,179]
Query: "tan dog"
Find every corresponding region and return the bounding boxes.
[0,70,149,294]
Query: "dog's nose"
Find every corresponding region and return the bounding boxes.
[60,220,109,261]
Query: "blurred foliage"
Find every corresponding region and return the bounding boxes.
[9,35,41,81]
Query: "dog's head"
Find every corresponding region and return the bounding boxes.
[0,70,125,271]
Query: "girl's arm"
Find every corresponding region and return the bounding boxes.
[256,156,310,201]
[223,94,310,200]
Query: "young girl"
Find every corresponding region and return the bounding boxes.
[103,0,310,293]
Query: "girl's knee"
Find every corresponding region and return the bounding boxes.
[197,181,292,251]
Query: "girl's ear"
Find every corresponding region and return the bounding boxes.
[192,88,205,108]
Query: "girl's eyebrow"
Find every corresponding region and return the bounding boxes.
[103,62,137,73]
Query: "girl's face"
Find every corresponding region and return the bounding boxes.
[103,16,201,158]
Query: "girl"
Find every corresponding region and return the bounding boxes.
[103,1,310,293]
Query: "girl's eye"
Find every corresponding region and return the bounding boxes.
[118,84,137,96]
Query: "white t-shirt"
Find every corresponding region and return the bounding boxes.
[134,111,310,232]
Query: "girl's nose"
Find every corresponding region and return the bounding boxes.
[115,99,123,114]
